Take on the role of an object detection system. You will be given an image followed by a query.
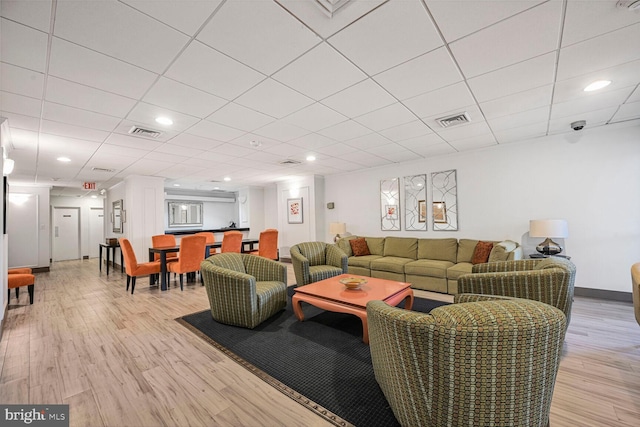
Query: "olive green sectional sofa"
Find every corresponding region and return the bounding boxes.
[336,236,523,294]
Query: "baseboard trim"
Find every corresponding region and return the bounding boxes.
[574,287,632,303]
[32,266,49,274]
[83,255,89,260]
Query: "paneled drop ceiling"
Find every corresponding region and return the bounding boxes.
[1,0,639,196]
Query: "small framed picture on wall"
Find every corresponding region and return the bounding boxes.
[287,197,303,224]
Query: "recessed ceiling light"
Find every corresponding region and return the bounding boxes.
[213,187,220,190]
[584,80,611,92]
[91,195,97,199]
[223,177,231,182]
[306,155,316,162]
[57,157,71,162]
[155,116,173,126]
[173,183,180,187]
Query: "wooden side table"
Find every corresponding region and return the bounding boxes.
[99,243,123,275]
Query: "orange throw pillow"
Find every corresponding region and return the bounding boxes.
[349,238,371,256]
[471,241,494,264]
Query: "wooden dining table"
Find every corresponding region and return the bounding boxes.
[148,238,259,291]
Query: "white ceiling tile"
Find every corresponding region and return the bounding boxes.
[153,143,205,159]
[548,107,619,134]
[54,1,189,73]
[40,119,109,143]
[43,102,121,132]
[373,47,463,101]
[487,106,550,132]
[104,133,163,152]
[450,1,562,78]
[411,142,457,157]
[628,87,640,103]
[551,87,634,119]
[339,150,391,167]
[562,1,640,47]
[317,120,372,141]
[1,0,52,32]
[493,122,548,144]
[404,82,475,119]
[126,102,200,133]
[186,120,246,142]
[253,121,310,142]
[366,143,419,163]
[426,1,545,42]
[314,142,359,157]
[242,150,285,165]
[227,132,281,150]
[181,156,233,169]
[235,79,314,119]
[553,60,640,104]
[145,151,189,164]
[557,23,640,80]
[119,158,174,176]
[354,103,417,132]
[435,121,493,142]
[166,133,224,151]
[120,0,223,35]
[45,76,137,117]
[143,77,227,118]
[208,143,255,157]
[38,133,101,156]
[166,41,265,101]
[448,133,497,151]
[207,103,275,132]
[1,63,44,99]
[197,0,321,75]
[344,133,391,150]
[48,38,158,99]
[329,1,442,75]
[0,111,40,132]
[321,79,396,118]
[0,18,48,72]
[283,103,347,132]
[467,52,556,102]
[194,151,237,163]
[0,91,42,117]
[274,0,386,39]
[261,143,307,158]
[378,120,434,142]
[155,163,206,179]
[289,133,337,151]
[480,85,553,119]
[272,42,367,101]
[611,101,640,123]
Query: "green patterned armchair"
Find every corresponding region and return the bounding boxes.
[458,257,576,328]
[367,294,566,427]
[201,253,287,329]
[290,242,348,287]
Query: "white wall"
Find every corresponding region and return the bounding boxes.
[50,196,105,258]
[325,123,640,293]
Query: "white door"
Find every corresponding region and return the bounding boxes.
[89,207,104,258]
[53,207,80,261]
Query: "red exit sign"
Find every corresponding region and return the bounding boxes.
[83,182,96,190]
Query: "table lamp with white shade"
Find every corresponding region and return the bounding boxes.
[529,219,569,255]
[329,222,346,243]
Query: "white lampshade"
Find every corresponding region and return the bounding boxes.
[329,222,346,235]
[3,158,14,175]
[529,219,568,238]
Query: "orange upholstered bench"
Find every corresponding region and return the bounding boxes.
[8,269,35,305]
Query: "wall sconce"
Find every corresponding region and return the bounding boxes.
[329,222,346,243]
[529,219,569,255]
[3,158,14,175]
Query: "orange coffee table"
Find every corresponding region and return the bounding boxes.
[292,274,414,344]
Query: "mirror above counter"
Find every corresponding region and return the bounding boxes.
[168,201,203,228]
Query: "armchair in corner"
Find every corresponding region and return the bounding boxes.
[290,242,348,287]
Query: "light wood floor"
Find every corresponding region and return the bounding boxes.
[1,259,639,427]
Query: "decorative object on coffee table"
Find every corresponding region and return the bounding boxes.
[530,219,568,255]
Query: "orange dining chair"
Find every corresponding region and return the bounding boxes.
[167,235,207,290]
[119,238,161,294]
[152,234,179,263]
[221,231,243,253]
[249,229,279,260]
[195,232,217,256]
[8,269,35,305]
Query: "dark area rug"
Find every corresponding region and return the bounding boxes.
[177,288,449,427]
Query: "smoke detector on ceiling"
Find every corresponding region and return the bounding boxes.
[436,112,471,128]
[128,126,162,138]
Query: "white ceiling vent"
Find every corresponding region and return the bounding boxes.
[436,112,471,128]
[128,126,162,138]
[92,167,116,173]
[279,159,302,165]
[314,0,352,17]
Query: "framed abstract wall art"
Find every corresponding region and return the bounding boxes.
[287,197,303,224]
